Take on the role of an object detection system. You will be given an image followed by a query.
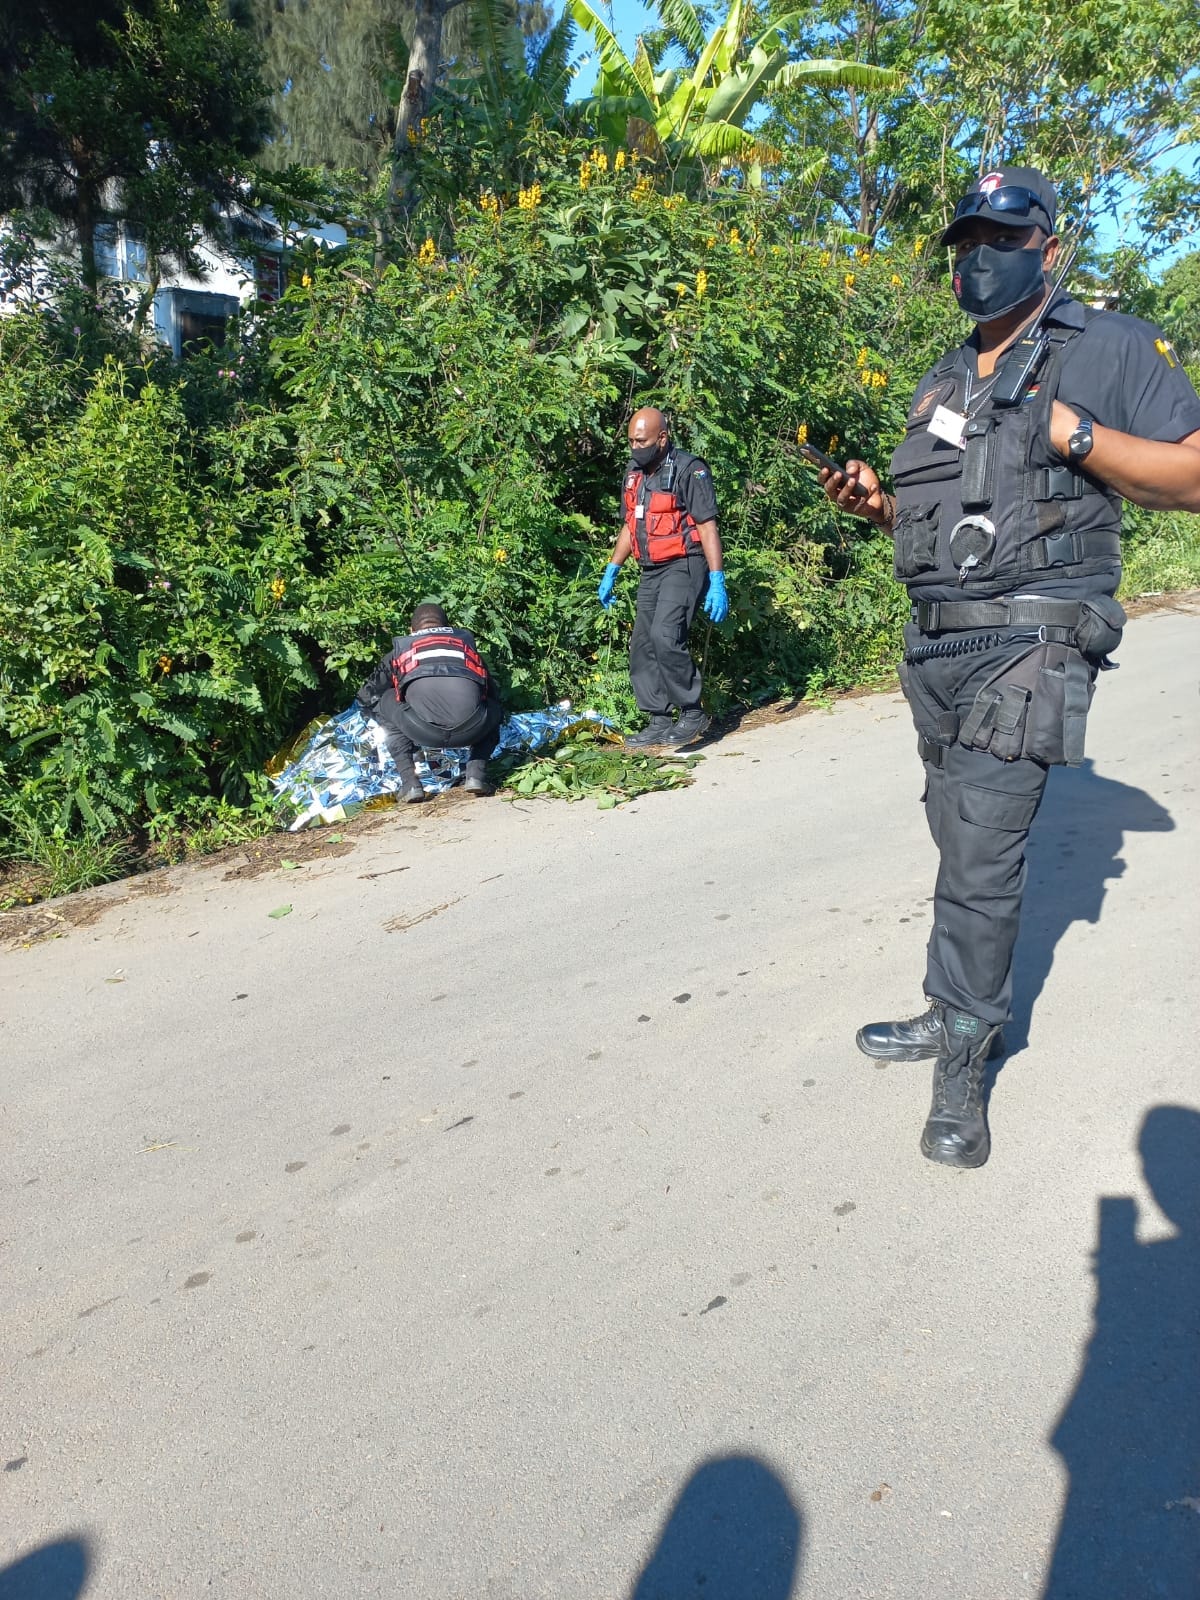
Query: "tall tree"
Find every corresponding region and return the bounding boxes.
[0,0,270,288]
[761,0,963,243]
[253,0,472,177]
[923,0,1200,234]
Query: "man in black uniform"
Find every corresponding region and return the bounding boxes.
[822,165,1200,1169]
[354,603,503,802]
[597,406,729,747]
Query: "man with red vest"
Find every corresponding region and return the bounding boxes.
[354,603,503,802]
[597,407,729,746]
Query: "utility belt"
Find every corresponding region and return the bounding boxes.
[911,594,1125,661]
[902,594,1127,770]
[913,597,1081,633]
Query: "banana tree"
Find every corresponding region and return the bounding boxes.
[568,0,901,179]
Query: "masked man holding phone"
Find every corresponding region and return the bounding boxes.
[597,407,729,747]
[821,165,1200,1169]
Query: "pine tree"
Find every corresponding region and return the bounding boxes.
[253,0,475,176]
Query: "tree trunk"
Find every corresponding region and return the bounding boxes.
[77,181,98,293]
[386,0,467,235]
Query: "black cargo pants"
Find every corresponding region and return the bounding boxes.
[381,698,503,782]
[899,626,1096,1026]
[629,552,710,714]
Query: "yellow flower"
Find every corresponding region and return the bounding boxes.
[301,273,312,288]
[728,226,741,246]
[796,423,808,445]
[844,272,856,290]
[480,191,500,217]
[828,434,839,452]
[494,548,508,563]
[579,161,592,191]
[594,149,608,172]
[704,235,716,249]
[874,371,888,389]
[270,576,287,601]
[518,182,543,210]
[913,235,927,257]
[157,654,173,675]
[819,251,831,267]
[417,237,437,265]
[675,282,688,297]
[856,347,868,368]
[614,149,626,171]
[695,268,708,298]
[856,246,872,263]
[890,273,903,286]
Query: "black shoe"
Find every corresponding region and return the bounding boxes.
[624,715,675,748]
[857,1000,1004,1063]
[401,780,426,804]
[661,709,711,746]
[462,760,493,797]
[920,1007,1000,1169]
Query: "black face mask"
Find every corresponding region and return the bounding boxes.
[630,440,666,469]
[953,242,1046,322]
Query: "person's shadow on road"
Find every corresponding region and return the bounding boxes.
[1005,758,1174,1060]
[1042,1104,1200,1600]
[629,1454,803,1600]
[0,1538,90,1600]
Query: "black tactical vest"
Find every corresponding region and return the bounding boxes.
[890,327,1122,602]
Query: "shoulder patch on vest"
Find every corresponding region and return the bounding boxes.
[911,377,956,422]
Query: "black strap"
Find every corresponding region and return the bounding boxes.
[914,597,1083,632]
[1021,527,1122,572]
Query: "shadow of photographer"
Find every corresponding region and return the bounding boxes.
[0,1538,90,1600]
[629,1454,803,1600]
[1042,1104,1200,1598]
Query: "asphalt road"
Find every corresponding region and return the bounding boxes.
[3,607,1198,1600]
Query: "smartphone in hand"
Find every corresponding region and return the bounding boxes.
[798,441,848,476]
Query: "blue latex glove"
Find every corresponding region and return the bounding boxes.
[702,569,729,624]
[597,562,622,610]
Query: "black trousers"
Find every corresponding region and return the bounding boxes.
[379,698,503,782]
[899,627,1089,1026]
[629,552,710,714]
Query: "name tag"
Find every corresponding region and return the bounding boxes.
[928,404,968,450]
[635,503,645,518]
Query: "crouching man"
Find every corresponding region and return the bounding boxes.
[355,603,503,802]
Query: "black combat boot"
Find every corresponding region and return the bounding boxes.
[662,708,711,746]
[624,714,675,748]
[857,1000,1003,1063]
[919,1006,1001,1169]
[462,759,493,796]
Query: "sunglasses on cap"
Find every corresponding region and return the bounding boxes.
[952,185,1050,223]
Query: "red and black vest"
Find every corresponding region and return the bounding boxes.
[623,451,702,565]
[388,627,488,703]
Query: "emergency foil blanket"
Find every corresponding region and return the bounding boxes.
[270,703,615,831]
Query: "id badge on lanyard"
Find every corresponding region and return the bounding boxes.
[928,404,968,450]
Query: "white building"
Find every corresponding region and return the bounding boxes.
[2,209,347,356]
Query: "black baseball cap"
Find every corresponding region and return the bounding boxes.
[939,166,1057,245]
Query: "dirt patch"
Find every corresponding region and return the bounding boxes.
[0,893,112,950]
[220,828,358,881]
[1123,588,1200,620]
